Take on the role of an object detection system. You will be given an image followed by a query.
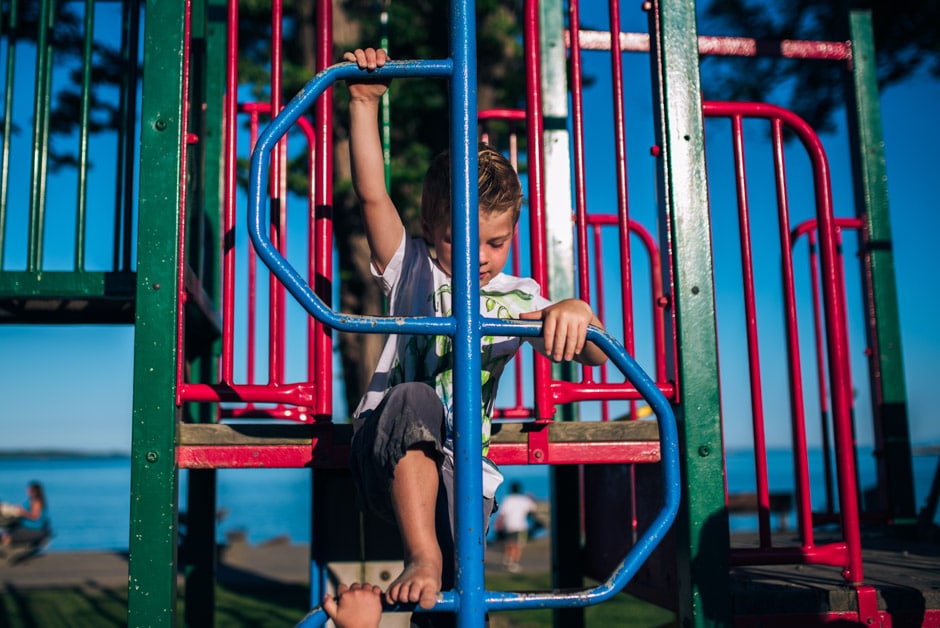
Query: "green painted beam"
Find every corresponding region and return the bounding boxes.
[844,9,916,521]
[128,0,188,624]
[647,0,730,625]
[0,271,135,297]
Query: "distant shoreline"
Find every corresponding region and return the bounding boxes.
[0,450,129,460]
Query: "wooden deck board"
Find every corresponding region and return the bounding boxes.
[729,531,940,618]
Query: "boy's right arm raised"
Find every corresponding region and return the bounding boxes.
[346,48,404,274]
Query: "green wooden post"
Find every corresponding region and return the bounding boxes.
[844,7,916,522]
[128,0,188,624]
[647,0,730,625]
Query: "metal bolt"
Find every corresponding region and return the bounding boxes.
[691,286,700,295]
[154,119,167,131]
[650,144,661,157]
[146,451,159,463]
[533,450,544,461]
[698,445,710,457]
[152,282,160,290]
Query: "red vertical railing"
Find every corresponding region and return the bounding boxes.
[704,101,864,585]
[792,217,865,518]
[179,0,329,421]
[479,104,672,424]
[479,109,531,420]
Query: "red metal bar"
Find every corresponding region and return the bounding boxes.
[269,0,285,386]
[550,380,675,405]
[706,101,863,585]
[569,29,851,62]
[313,0,333,421]
[221,0,239,384]
[792,217,865,516]
[769,117,814,549]
[478,108,526,122]
[591,223,608,421]
[487,441,661,466]
[479,109,530,420]
[246,107,260,389]
[568,0,591,309]
[180,381,317,405]
[177,441,660,470]
[727,113,774,547]
[523,0,553,420]
[731,541,849,566]
[178,444,350,469]
[607,0,636,372]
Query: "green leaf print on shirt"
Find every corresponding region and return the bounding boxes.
[386,283,541,454]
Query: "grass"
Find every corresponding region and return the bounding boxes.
[0,575,675,627]
[0,584,310,627]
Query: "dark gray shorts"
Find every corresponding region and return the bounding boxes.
[350,382,496,541]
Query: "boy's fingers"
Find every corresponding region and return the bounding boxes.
[322,594,337,618]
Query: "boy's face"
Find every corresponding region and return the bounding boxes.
[424,209,516,286]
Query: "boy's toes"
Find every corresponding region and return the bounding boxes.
[418,587,438,609]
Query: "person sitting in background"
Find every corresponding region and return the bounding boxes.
[0,481,51,554]
[323,582,383,628]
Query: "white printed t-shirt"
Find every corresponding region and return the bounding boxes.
[353,233,551,493]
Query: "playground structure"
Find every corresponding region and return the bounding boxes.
[1,0,937,626]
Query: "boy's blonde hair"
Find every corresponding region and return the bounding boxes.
[421,143,523,234]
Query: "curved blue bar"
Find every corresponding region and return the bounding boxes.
[294,323,679,626]
[477,323,681,611]
[247,59,455,336]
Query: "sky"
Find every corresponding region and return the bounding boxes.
[1,3,938,456]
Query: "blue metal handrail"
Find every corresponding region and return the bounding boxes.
[248,57,679,628]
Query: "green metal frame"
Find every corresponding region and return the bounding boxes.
[128,0,188,624]
[844,8,916,522]
[648,0,730,626]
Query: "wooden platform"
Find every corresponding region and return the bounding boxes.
[176,419,662,469]
[729,531,940,626]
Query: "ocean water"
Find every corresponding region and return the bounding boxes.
[0,447,936,552]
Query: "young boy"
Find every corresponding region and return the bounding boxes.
[344,47,607,616]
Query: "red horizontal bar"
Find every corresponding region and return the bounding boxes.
[177,444,350,469]
[569,30,851,61]
[487,441,660,466]
[551,380,676,405]
[730,541,849,567]
[478,108,526,122]
[180,382,317,408]
[733,611,891,627]
[179,442,658,469]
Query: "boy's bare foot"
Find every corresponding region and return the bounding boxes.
[386,549,443,610]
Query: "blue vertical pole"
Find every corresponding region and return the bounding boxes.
[449,0,483,626]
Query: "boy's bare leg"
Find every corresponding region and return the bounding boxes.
[387,444,443,610]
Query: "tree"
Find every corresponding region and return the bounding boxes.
[699,0,940,133]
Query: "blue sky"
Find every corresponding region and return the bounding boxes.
[1,4,938,454]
